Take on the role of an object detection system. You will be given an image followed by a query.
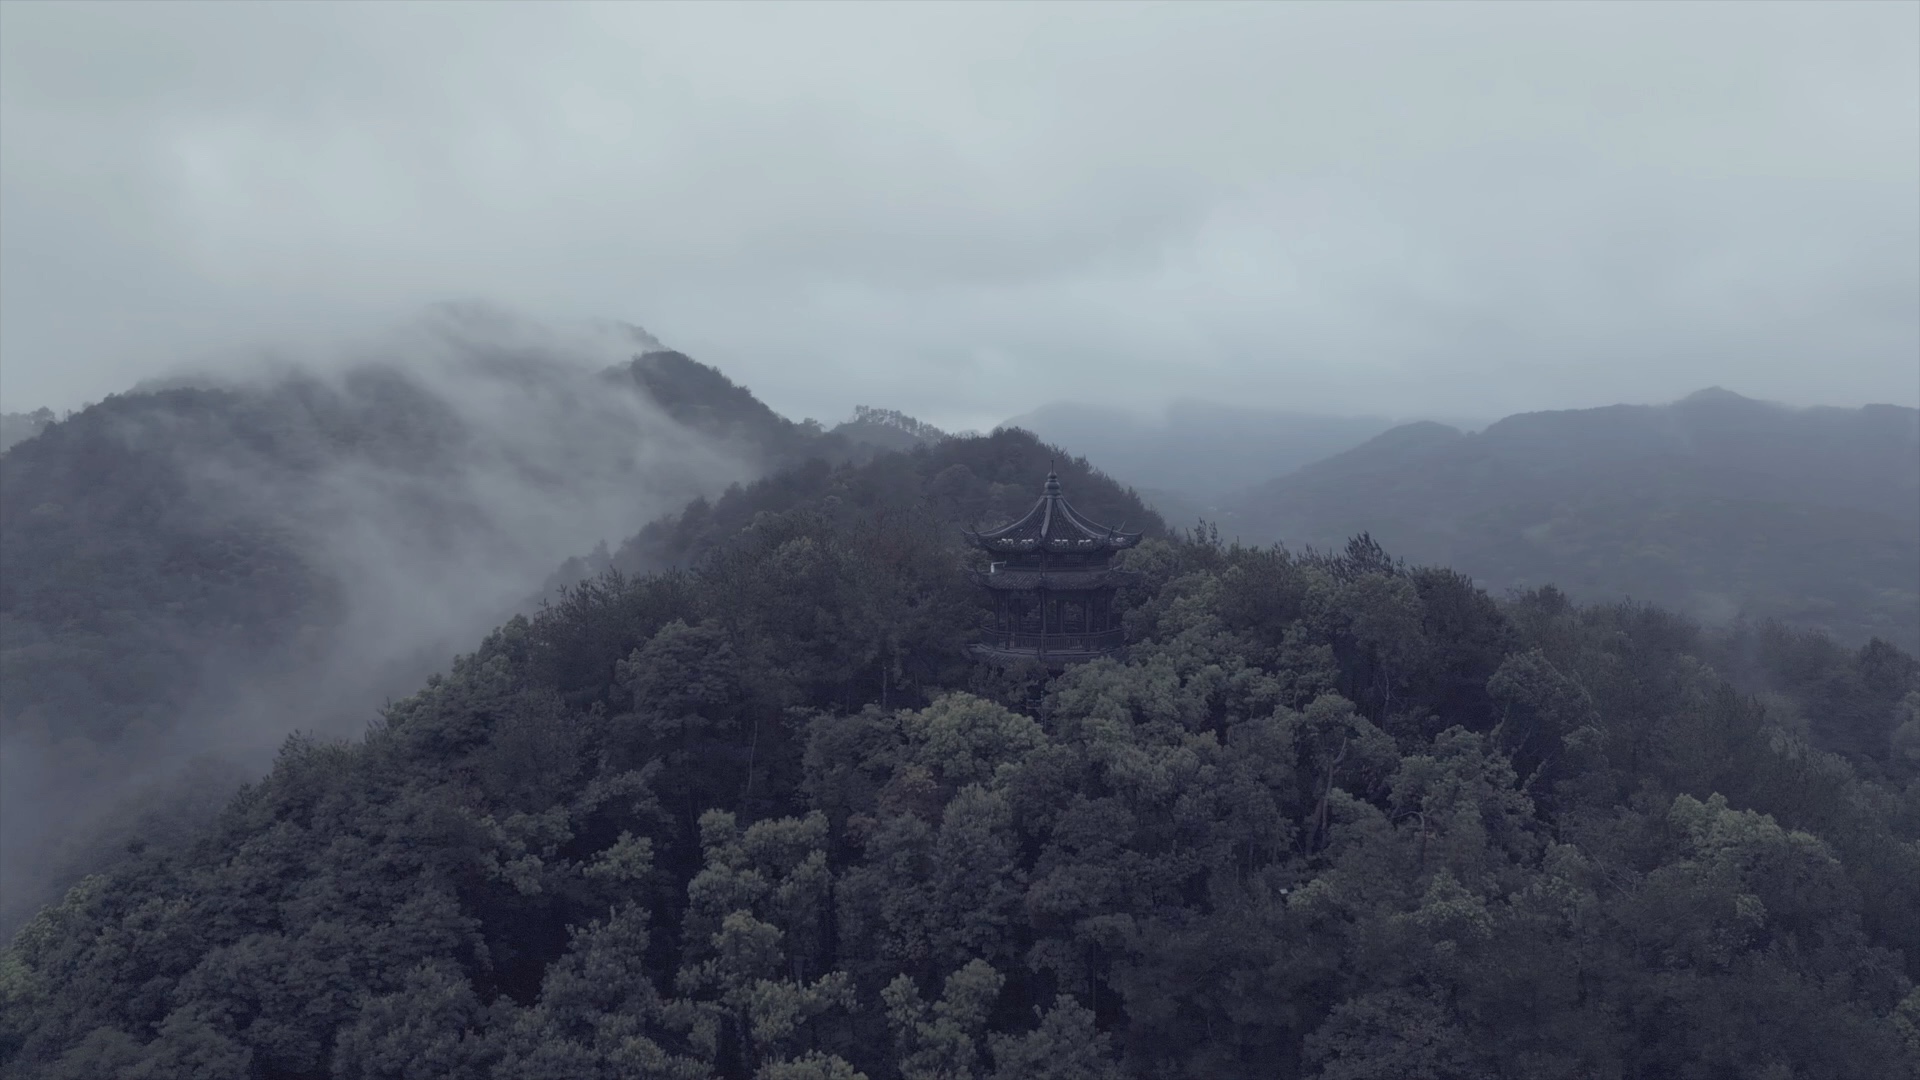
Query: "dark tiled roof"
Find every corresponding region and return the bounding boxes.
[964,472,1144,554]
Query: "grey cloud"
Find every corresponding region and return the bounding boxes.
[2,2,1914,430]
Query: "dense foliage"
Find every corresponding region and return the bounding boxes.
[1222,388,1920,652]
[828,407,951,455]
[6,430,1917,1080]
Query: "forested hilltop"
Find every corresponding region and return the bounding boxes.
[5,427,1917,1080]
[1219,388,1920,652]
[0,410,56,455]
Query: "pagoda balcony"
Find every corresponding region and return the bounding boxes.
[965,567,1139,591]
[973,628,1125,653]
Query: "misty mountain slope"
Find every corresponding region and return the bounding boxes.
[828,405,950,453]
[1000,400,1409,505]
[0,315,858,932]
[616,349,824,467]
[2,355,738,743]
[617,353,949,463]
[1221,389,1920,649]
[0,409,55,454]
[535,404,958,593]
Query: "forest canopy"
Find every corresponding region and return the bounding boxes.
[3,430,1918,1080]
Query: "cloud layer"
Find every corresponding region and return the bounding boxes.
[3,3,1915,429]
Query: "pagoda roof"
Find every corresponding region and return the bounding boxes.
[963,472,1144,554]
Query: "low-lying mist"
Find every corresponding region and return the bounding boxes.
[0,304,770,932]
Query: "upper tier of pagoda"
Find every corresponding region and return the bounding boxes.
[962,471,1144,557]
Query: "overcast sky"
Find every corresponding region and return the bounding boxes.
[2,2,1915,431]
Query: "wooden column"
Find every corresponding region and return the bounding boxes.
[1039,589,1049,656]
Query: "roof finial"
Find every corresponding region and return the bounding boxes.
[1043,462,1061,497]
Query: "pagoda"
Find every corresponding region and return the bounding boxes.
[964,470,1143,666]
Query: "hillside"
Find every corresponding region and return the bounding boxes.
[1221,389,1920,651]
[536,427,1161,602]
[0,312,877,933]
[829,406,951,454]
[612,430,1157,576]
[3,444,1915,1078]
[0,409,55,455]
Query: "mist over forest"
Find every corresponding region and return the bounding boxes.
[4,3,1919,1077]
[3,309,1918,1076]
[0,305,899,931]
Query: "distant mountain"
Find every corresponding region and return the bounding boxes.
[617,349,821,467]
[1220,388,1920,649]
[829,405,950,453]
[998,400,1413,511]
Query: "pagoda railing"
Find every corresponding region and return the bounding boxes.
[976,628,1125,653]
[966,566,1138,591]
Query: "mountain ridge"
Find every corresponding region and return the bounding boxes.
[1219,388,1920,649]
[998,400,1411,501]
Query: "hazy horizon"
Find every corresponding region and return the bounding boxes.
[3,3,1915,432]
[1,300,1907,437]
